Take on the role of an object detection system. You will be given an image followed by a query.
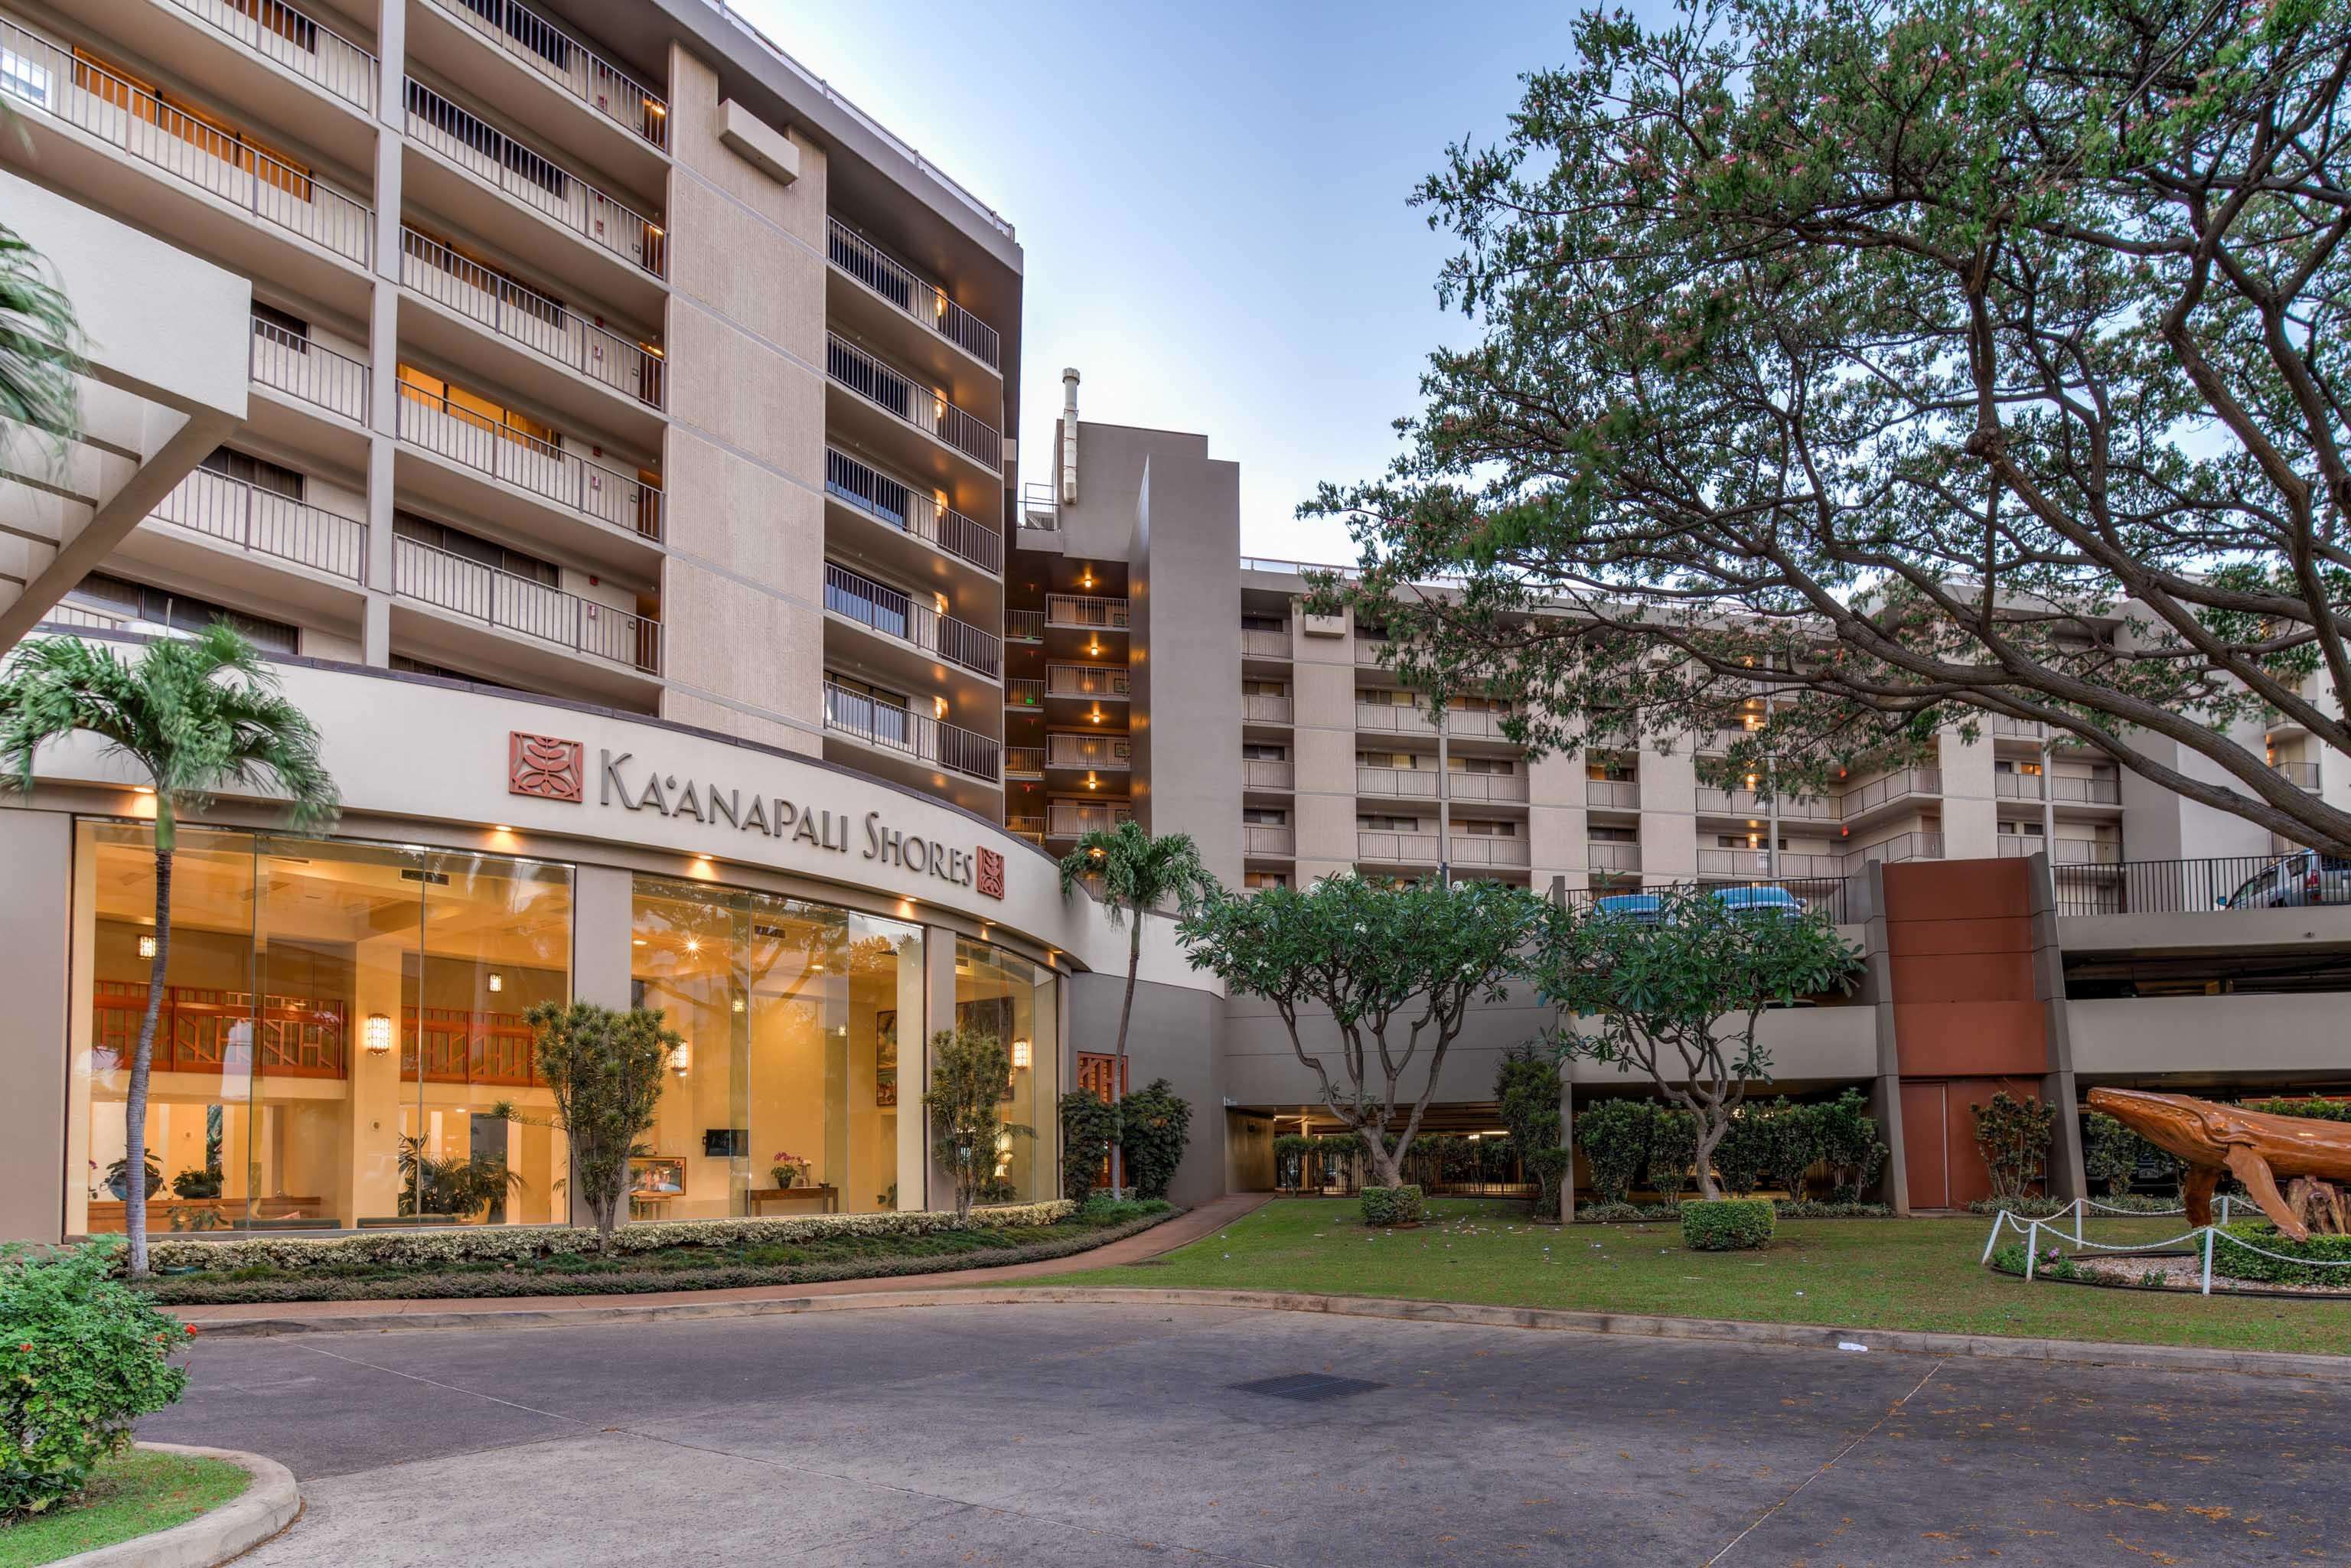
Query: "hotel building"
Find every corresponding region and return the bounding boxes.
[1,0,2345,1238]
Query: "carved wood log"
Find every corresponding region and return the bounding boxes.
[2286,1176,2349,1237]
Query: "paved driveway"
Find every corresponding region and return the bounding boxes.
[145,1302,2346,1566]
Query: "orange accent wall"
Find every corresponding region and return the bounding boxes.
[1883,860,2051,1079]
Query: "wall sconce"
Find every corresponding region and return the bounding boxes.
[364,1013,393,1056]
[732,995,746,1015]
[669,1041,692,1077]
[137,934,158,960]
[934,696,950,719]
[487,972,504,993]
[1011,1038,1032,1071]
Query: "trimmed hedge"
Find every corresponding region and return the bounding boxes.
[1360,1185,1425,1227]
[2212,1226,2351,1286]
[1681,1198,1775,1251]
[142,1201,1076,1278]
[1966,1194,2191,1218]
[1575,1198,1890,1224]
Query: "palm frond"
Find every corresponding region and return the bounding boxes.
[0,221,83,454]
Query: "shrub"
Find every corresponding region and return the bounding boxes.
[1759,1097,1823,1200]
[2,1240,191,1517]
[2081,1110,2179,1197]
[2211,1226,2351,1286]
[1817,1089,1888,1202]
[1494,1045,1564,1211]
[527,1001,679,1238]
[1774,1200,1893,1219]
[1681,1198,1775,1251]
[1575,1099,1653,1205]
[1712,1107,1772,1198]
[1059,1089,1123,1205]
[1119,1079,1192,1201]
[1576,1201,1682,1224]
[925,1028,1032,1219]
[2242,1096,2351,1123]
[1645,1109,1699,1205]
[1970,1090,2055,1201]
[1360,1185,1425,1227]
[1987,1241,2082,1281]
[1272,1133,1317,1191]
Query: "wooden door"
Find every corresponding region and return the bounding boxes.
[1900,1081,1949,1210]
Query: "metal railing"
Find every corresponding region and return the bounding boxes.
[1444,707,1511,739]
[1047,663,1128,697]
[1842,831,1943,869]
[0,18,371,262]
[1355,637,1391,666]
[1449,771,1530,803]
[152,468,367,582]
[249,315,368,422]
[1004,677,1043,709]
[1046,733,1130,770]
[1355,701,1425,732]
[1586,777,1639,810]
[824,448,999,573]
[1045,593,1129,629]
[1006,817,1045,846]
[1246,759,1296,791]
[1003,746,1044,777]
[1990,715,2048,739]
[1244,824,1296,857]
[2050,774,2123,804]
[825,333,1000,468]
[2272,760,2322,791]
[1450,834,1530,867]
[404,80,666,277]
[1619,875,1860,924]
[1244,693,1294,723]
[820,681,996,782]
[393,536,660,673]
[1048,802,1133,836]
[1695,786,1838,820]
[1697,847,1847,879]
[1838,767,1942,817]
[2049,853,2347,917]
[421,0,668,150]
[1994,772,2045,800]
[826,217,999,369]
[1588,842,1642,873]
[1241,627,1291,658]
[400,228,664,406]
[1005,609,1043,641]
[1357,766,1437,798]
[821,563,998,676]
[1358,830,1440,863]
[1996,836,2121,864]
[396,381,662,540]
[1019,480,1059,530]
[169,0,376,108]
[41,602,130,631]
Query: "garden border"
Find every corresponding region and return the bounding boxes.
[44,1443,298,1568]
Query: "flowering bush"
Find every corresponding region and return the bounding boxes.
[143,1201,1076,1276]
[2,1240,191,1517]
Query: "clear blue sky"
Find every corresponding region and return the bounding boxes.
[735,0,1590,564]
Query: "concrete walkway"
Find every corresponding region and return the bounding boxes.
[171,1194,1269,1330]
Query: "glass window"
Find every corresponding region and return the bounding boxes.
[954,940,1059,1206]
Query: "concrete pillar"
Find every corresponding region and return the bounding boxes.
[1859,861,1912,1214]
[567,866,634,1226]
[1557,1073,1575,1224]
[362,3,405,667]
[0,813,72,1242]
[923,926,961,1208]
[2027,852,2089,1201]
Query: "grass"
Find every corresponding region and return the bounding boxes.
[1049,1198,2351,1357]
[0,1449,248,1568]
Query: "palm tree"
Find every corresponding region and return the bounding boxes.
[0,626,339,1274]
[1055,823,1218,1191]
[0,150,83,452]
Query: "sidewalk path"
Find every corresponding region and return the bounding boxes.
[170,1192,1269,1331]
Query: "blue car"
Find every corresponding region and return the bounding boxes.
[1590,885,1806,924]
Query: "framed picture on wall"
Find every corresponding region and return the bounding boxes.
[629,1156,685,1196]
[875,1010,898,1107]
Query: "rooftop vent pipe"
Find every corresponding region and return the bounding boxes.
[1059,367,1080,506]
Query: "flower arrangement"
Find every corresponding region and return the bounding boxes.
[769,1152,812,1188]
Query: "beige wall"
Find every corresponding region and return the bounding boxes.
[0,813,73,1241]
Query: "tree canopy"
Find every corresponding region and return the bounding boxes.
[1309,0,2351,853]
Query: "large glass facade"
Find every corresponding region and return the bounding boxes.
[630,879,925,1218]
[954,938,1061,1205]
[70,823,572,1234]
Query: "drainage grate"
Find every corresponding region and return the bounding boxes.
[1229,1372,1388,1403]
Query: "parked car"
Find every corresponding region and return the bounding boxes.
[2218,849,2351,909]
[1590,885,1808,924]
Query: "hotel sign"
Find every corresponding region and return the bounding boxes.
[507,733,1003,898]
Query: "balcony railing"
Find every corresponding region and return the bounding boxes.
[152,468,367,582]
[1358,830,1440,864]
[2049,774,2123,804]
[1244,693,1294,724]
[1006,815,1045,846]
[421,0,668,150]
[1241,627,1291,658]
[1697,846,1844,879]
[1997,836,2121,864]
[826,333,1000,468]
[1443,707,1510,740]
[2272,760,2322,791]
[1695,786,1838,821]
[1588,842,1642,873]
[1005,677,1043,709]
[821,683,997,783]
[1244,824,1296,857]
[1047,663,1128,698]
[1838,767,1942,817]
[821,563,999,677]
[0,18,372,263]
[1247,759,1296,791]
[405,80,667,278]
[400,228,664,406]
[1445,771,1526,803]
[250,315,369,422]
[1046,594,1129,630]
[1451,834,1530,867]
[169,0,376,109]
[1004,746,1044,778]
[1046,733,1130,770]
[1355,701,1423,732]
[824,448,999,574]
[1586,777,1639,810]
[1048,802,1133,837]
[1991,714,2048,740]
[1355,637,1391,667]
[393,536,660,673]
[1994,772,2045,800]
[1842,831,1944,869]
[825,218,999,370]
[396,382,662,540]
[1005,609,1043,642]
[1357,766,1436,799]
[2051,853,2329,917]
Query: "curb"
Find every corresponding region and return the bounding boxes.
[50,1442,299,1568]
[180,1284,2349,1381]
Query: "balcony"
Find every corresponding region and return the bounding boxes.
[1006,815,1044,847]
[1842,831,1944,869]
[2051,774,2123,805]
[1355,701,1423,733]
[1358,830,1440,864]
[820,681,999,787]
[822,562,999,679]
[1695,786,1838,822]
[0,17,373,267]
[1047,663,1130,699]
[1046,594,1130,631]
[1246,759,1296,791]
[1998,836,2121,864]
[1244,825,1296,858]
[1241,627,1291,659]
[1358,766,1438,799]
[1004,747,1044,780]
[1048,802,1133,838]
[826,217,999,398]
[825,448,1000,577]
[164,0,377,110]
[393,535,660,676]
[249,313,368,423]
[1588,842,1642,875]
[2272,760,2321,792]
[1006,678,1043,711]
[827,333,1002,474]
[403,79,667,281]
[399,228,664,411]
[1355,637,1391,667]
[1451,834,1531,869]
[1837,767,1941,819]
[1005,610,1043,643]
[1994,772,2045,800]
[1244,693,1294,725]
[148,467,366,583]
[396,380,661,544]
[1991,714,2048,740]
[1046,733,1130,771]
[417,0,667,152]
[1697,847,1847,879]
[1450,771,1531,804]
[1586,777,1639,810]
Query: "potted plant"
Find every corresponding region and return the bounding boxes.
[105,1155,161,1201]
[769,1152,810,1189]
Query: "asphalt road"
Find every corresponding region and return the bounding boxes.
[144,1302,2348,1566]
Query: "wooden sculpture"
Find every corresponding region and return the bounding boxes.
[2086,1087,2351,1242]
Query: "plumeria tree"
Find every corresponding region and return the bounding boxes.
[1309,0,2351,855]
[1178,875,1546,1188]
[0,628,337,1273]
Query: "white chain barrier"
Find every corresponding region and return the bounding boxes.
[1978,1203,2351,1295]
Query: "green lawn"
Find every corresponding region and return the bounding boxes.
[1049,1198,2351,1357]
[0,1449,249,1568]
